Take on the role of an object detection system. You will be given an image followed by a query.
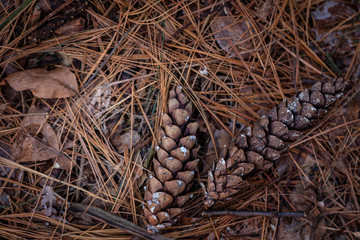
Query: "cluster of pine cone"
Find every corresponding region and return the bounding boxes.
[143,78,346,232]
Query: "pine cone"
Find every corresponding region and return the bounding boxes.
[144,86,200,232]
[205,78,347,208]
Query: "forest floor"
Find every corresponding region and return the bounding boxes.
[0,0,359,239]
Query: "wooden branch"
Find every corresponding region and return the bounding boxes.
[202,210,306,218]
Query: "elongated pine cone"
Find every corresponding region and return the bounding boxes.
[205,78,347,208]
[144,86,200,232]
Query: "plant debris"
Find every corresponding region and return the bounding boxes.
[11,106,72,171]
[210,16,257,58]
[3,67,79,98]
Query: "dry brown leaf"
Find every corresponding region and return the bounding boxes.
[38,186,66,217]
[256,0,274,21]
[11,136,59,162]
[289,185,316,212]
[312,218,326,240]
[238,219,262,236]
[0,193,10,206]
[4,67,78,98]
[111,130,141,154]
[275,219,310,240]
[11,107,72,171]
[55,18,85,35]
[210,16,256,58]
[301,154,317,185]
[312,1,358,59]
[312,1,356,29]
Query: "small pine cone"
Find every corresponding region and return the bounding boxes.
[144,86,199,232]
[205,78,347,208]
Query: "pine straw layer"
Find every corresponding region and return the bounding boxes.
[0,0,359,239]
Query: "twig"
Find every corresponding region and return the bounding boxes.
[69,202,174,240]
[202,210,306,218]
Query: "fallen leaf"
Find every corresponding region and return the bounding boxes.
[4,67,78,98]
[238,219,262,236]
[38,186,66,217]
[289,184,317,212]
[55,18,85,35]
[275,219,310,240]
[110,130,141,154]
[312,218,326,240]
[210,16,257,58]
[0,193,10,207]
[301,154,317,175]
[11,136,58,162]
[311,1,359,71]
[312,1,356,29]
[11,107,72,171]
[334,154,350,175]
[256,0,274,21]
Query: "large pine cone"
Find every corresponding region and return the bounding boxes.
[205,78,347,208]
[144,86,200,232]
